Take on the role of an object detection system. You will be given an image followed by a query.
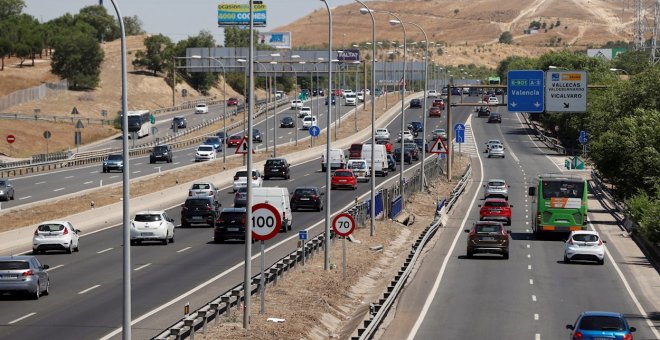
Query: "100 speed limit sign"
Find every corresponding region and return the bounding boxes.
[251,203,282,241]
[332,213,356,237]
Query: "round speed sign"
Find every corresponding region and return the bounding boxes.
[251,203,282,241]
[332,213,356,237]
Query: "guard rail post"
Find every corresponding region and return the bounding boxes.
[183,314,196,340]
[221,295,231,317]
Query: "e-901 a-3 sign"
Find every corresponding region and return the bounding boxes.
[217,3,267,27]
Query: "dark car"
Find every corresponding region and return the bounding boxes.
[102,154,124,173]
[325,95,336,105]
[394,148,413,164]
[566,311,636,340]
[410,98,422,108]
[181,197,221,228]
[150,144,173,163]
[215,131,226,144]
[464,221,510,259]
[233,187,247,207]
[348,143,363,159]
[495,88,504,95]
[488,111,502,123]
[476,106,491,117]
[403,143,420,160]
[468,88,480,96]
[413,138,428,153]
[280,116,295,128]
[451,88,462,96]
[214,208,248,243]
[252,129,263,143]
[290,186,324,211]
[386,154,397,171]
[263,157,290,180]
[227,97,239,106]
[171,116,187,129]
[407,121,424,134]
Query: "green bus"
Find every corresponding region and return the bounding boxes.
[528,174,589,233]
[488,76,501,85]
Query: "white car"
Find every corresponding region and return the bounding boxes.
[302,116,318,130]
[290,99,303,109]
[233,169,263,192]
[487,144,505,158]
[487,97,499,104]
[342,89,354,97]
[32,221,80,254]
[346,159,370,182]
[427,90,439,98]
[375,128,390,141]
[195,103,209,114]
[484,179,509,199]
[130,211,175,245]
[564,230,605,265]
[357,92,364,102]
[397,130,414,143]
[298,106,312,118]
[344,93,357,106]
[195,145,216,162]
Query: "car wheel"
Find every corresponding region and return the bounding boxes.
[32,282,41,300]
[507,219,511,226]
[286,174,290,180]
[214,237,223,243]
[598,259,604,265]
[291,204,297,212]
[75,242,80,252]
[66,244,73,254]
[264,176,269,180]
[564,253,570,263]
[130,240,136,246]
[466,250,473,258]
[169,232,174,243]
[488,155,491,158]
[503,252,509,260]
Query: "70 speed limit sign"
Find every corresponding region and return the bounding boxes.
[332,213,356,237]
[252,203,282,241]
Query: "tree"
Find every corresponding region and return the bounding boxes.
[626,180,660,242]
[123,15,145,36]
[499,31,513,44]
[0,38,11,70]
[77,5,119,42]
[0,0,24,20]
[132,34,173,76]
[51,30,104,89]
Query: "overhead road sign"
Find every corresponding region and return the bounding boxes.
[217,3,267,27]
[507,70,545,113]
[545,70,587,112]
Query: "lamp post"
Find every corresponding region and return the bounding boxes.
[321,0,333,271]
[191,55,227,163]
[353,60,360,132]
[270,61,278,155]
[389,13,408,209]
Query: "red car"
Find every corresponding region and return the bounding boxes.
[331,169,357,190]
[431,99,445,109]
[428,106,442,117]
[227,97,239,106]
[349,143,363,159]
[227,135,243,147]
[479,198,513,226]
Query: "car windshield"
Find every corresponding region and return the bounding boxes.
[485,201,508,207]
[578,316,625,331]
[196,104,206,108]
[0,181,7,187]
[572,234,599,242]
[350,162,365,169]
[230,136,241,140]
[542,181,584,199]
[37,224,65,232]
[107,155,122,161]
[0,261,29,270]
[295,188,317,195]
[235,171,258,177]
[475,224,502,233]
[335,171,353,177]
[267,159,285,166]
[192,183,211,190]
[198,146,213,152]
[205,138,218,144]
[489,181,506,187]
[154,146,168,152]
[134,214,162,222]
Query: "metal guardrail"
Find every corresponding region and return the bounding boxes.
[522,113,566,155]
[0,113,114,125]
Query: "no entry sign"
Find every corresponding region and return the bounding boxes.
[6,134,16,144]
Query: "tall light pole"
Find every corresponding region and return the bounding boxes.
[353,60,360,132]
[321,0,333,271]
[389,13,408,209]
[357,0,377,236]
[191,55,227,163]
[244,0,255,329]
[270,61,278,155]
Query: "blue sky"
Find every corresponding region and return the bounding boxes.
[24,0,355,44]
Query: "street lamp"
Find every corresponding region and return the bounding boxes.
[389,14,408,210]
[321,0,333,271]
[270,61,278,155]
[191,55,228,163]
[352,60,360,132]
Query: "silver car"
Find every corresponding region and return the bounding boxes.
[0,179,15,201]
[188,182,219,204]
[488,144,505,158]
[0,256,50,299]
[484,179,509,200]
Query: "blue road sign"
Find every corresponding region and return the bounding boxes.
[309,125,320,137]
[507,70,545,113]
[298,230,308,241]
[579,130,588,144]
[454,123,465,144]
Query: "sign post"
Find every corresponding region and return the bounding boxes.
[507,70,545,113]
[332,213,356,279]
[298,230,308,266]
[43,130,51,161]
[251,203,282,314]
[6,134,15,157]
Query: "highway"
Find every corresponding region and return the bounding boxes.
[380,109,659,339]
[0,95,456,339]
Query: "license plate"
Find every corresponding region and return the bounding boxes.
[300,198,310,201]
[192,216,203,220]
[490,209,501,213]
[339,180,346,182]
[226,228,239,232]
[141,232,154,236]
[1,274,18,279]
[555,219,568,223]
[480,237,495,241]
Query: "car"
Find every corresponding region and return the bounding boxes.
[476,106,491,117]
[195,103,209,114]
[342,89,354,97]
[375,128,390,141]
[214,207,248,243]
[386,154,397,171]
[32,221,80,254]
[313,88,325,96]
[428,106,442,117]
[427,90,438,98]
[171,116,187,129]
[484,179,509,199]
[0,179,15,201]
[252,128,263,143]
[374,88,383,96]
[487,97,499,104]
[263,157,290,180]
[331,169,358,190]
[346,159,370,182]
[195,145,216,162]
[180,197,221,228]
[468,87,480,96]
[344,93,357,106]
[215,131,226,144]
[484,139,502,153]
[451,88,462,96]
[403,143,420,160]
[290,186,324,211]
[394,148,413,164]
[280,116,295,128]
[413,138,428,153]
[488,111,502,123]
[300,89,311,97]
[130,210,175,245]
[0,255,50,299]
[298,106,312,118]
[564,231,606,264]
[431,128,447,141]
[290,99,303,109]
[188,182,219,203]
[302,116,317,129]
[325,95,336,105]
[102,154,124,173]
[464,221,510,259]
[431,99,445,109]
[232,169,263,192]
[227,135,243,147]
[488,144,505,158]
[407,121,423,134]
[479,198,513,225]
[203,136,223,152]
[375,139,393,154]
[233,187,248,207]
[397,130,414,143]
[495,88,504,95]
[356,92,364,102]
[566,311,636,339]
[227,97,239,106]
[348,143,363,159]
[149,144,173,164]
[410,98,422,108]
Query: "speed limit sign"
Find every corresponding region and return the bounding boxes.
[251,203,282,241]
[332,213,356,237]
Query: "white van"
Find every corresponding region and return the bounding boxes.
[344,93,357,106]
[302,116,317,130]
[361,144,388,176]
[322,148,346,172]
[346,159,370,182]
[252,187,292,232]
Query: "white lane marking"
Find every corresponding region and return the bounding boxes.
[534,313,539,320]
[532,295,537,302]
[535,333,540,340]
[134,263,151,271]
[588,222,660,339]
[406,115,483,340]
[90,170,98,174]
[526,229,530,233]
[8,312,36,325]
[529,279,534,285]
[304,173,310,177]
[527,254,531,258]
[78,284,101,295]
[526,244,530,248]
[515,112,563,172]
[19,196,32,200]
[46,264,64,272]
[35,181,46,185]
[53,188,65,192]
[84,181,93,185]
[134,163,143,166]
[525,215,529,219]
[133,171,141,174]
[64,175,74,179]
[528,265,532,270]
[97,247,113,254]
[109,175,119,179]
[173,162,181,165]
[177,247,191,253]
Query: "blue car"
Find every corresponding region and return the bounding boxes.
[325,95,336,105]
[204,137,223,152]
[566,311,636,340]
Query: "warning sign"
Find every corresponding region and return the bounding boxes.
[429,137,448,154]
[544,70,587,113]
[235,135,255,154]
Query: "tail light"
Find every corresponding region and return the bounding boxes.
[568,238,574,245]
[234,176,239,180]
[209,191,214,197]
[468,228,476,237]
[572,330,583,339]
[217,218,225,223]
[188,191,192,197]
[34,229,39,236]
[252,175,258,180]
[597,239,603,246]
[311,195,318,200]
[22,269,33,277]
[63,228,69,235]
[622,333,633,340]
[206,204,213,210]
[583,215,588,225]
[182,205,188,211]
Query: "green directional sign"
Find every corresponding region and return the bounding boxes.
[149,114,155,124]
